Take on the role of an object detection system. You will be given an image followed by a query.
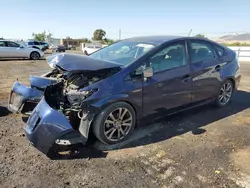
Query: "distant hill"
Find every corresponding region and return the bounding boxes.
[219,33,250,41]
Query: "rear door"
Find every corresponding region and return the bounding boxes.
[187,39,221,102]
[142,40,192,116]
[0,41,8,57]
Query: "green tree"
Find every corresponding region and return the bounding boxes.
[32,31,52,41]
[195,34,206,38]
[81,38,91,43]
[100,38,115,45]
[93,29,106,41]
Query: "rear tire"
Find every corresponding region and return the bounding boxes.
[214,79,234,107]
[30,51,40,60]
[93,102,136,145]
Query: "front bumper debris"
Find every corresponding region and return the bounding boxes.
[8,81,43,113]
[25,98,87,156]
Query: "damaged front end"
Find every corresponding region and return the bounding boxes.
[25,66,121,156]
[9,53,121,115]
[8,69,63,114]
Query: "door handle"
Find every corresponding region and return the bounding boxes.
[214,65,221,72]
[181,75,191,83]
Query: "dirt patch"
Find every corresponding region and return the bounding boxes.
[0,60,250,187]
[231,146,250,174]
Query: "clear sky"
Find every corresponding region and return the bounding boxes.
[1,0,250,40]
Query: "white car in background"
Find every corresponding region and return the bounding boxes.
[82,45,101,55]
[26,41,48,51]
[0,40,44,60]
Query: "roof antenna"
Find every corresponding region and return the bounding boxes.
[188,29,192,36]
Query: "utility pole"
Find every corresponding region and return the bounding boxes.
[119,29,121,40]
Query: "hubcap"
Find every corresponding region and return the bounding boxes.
[218,82,233,105]
[104,108,133,142]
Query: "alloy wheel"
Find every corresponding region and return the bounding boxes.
[218,82,233,105]
[104,108,133,142]
[31,52,39,60]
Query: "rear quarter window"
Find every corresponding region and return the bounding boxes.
[214,45,225,57]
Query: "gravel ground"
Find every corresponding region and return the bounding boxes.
[0,57,250,188]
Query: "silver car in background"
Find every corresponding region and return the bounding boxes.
[0,40,44,60]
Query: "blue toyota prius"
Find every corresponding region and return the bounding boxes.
[23,36,241,156]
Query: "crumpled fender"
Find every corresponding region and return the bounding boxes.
[8,75,61,113]
[29,75,59,89]
[12,81,43,100]
[8,81,43,112]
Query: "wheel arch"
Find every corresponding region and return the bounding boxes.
[81,97,139,140]
[90,100,137,144]
[30,51,40,59]
[223,76,236,91]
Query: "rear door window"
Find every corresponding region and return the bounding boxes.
[214,45,225,57]
[6,41,20,47]
[188,40,216,64]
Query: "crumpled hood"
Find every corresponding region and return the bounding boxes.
[46,53,121,71]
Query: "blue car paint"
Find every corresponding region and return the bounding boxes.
[8,81,43,112]
[8,75,59,113]
[24,36,241,156]
[25,98,86,155]
[29,75,59,89]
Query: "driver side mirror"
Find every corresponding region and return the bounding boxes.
[143,67,153,78]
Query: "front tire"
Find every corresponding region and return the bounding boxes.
[84,51,88,55]
[93,102,136,145]
[30,51,40,60]
[214,80,234,107]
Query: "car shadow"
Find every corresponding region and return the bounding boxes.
[21,116,29,123]
[0,58,45,61]
[48,144,108,160]
[29,90,250,160]
[92,90,250,151]
[0,106,10,117]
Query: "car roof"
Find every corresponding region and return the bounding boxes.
[0,40,16,42]
[122,35,214,45]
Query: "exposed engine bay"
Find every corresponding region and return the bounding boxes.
[44,67,120,130]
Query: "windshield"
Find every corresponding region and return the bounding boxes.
[89,41,156,66]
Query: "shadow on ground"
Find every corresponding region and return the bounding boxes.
[48,144,108,160]
[0,106,10,117]
[0,58,45,61]
[28,90,250,160]
[93,90,250,151]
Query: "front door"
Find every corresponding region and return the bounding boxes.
[142,40,192,116]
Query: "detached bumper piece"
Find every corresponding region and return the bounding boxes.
[25,98,87,156]
[8,81,43,113]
